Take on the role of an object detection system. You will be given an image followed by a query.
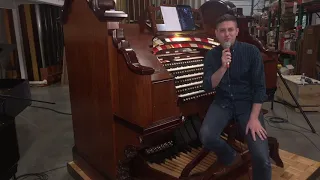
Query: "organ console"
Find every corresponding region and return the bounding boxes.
[62,0,283,179]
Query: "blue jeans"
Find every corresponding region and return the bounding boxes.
[199,101,271,180]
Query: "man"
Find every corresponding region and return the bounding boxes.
[200,14,271,180]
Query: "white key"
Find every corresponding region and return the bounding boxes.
[173,56,203,61]
[176,81,203,89]
[167,64,203,72]
[178,90,205,98]
[175,72,204,80]
[156,51,200,58]
[156,53,184,58]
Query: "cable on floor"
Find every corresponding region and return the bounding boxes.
[13,165,66,180]
[29,105,72,116]
[265,116,320,153]
[264,85,320,153]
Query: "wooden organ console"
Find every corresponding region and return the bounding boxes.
[62,0,283,179]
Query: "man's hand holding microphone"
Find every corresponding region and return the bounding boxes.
[210,41,232,88]
[221,42,231,69]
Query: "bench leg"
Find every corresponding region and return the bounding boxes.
[268,137,284,168]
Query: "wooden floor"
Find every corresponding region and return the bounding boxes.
[271,149,320,180]
[68,149,320,180]
[238,149,320,180]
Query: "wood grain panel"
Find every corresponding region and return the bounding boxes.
[107,32,120,114]
[116,47,153,127]
[63,0,116,178]
[152,80,180,122]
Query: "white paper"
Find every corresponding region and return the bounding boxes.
[160,6,181,31]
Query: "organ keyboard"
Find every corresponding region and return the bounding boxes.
[151,34,219,104]
[62,0,283,180]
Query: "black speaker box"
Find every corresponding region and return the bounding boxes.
[0,115,20,180]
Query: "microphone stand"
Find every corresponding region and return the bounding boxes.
[272,68,316,133]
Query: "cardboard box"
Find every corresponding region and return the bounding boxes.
[276,75,320,112]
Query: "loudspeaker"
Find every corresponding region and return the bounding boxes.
[0,115,20,180]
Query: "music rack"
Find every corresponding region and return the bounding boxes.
[139,4,204,35]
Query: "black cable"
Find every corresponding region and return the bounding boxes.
[29,105,72,115]
[13,165,66,180]
[264,84,320,153]
[0,93,71,115]
[265,117,320,153]
[276,82,317,131]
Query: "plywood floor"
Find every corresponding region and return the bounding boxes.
[271,149,320,180]
[67,148,320,180]
[239,149,320,180]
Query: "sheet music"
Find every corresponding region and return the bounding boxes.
[160,6,182,31]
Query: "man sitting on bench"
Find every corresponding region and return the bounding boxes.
[200,14,271,180]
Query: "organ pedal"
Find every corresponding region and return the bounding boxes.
[117,116,252,180]
[117,117,284,180]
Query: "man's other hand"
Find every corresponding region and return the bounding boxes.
[245,118,267,141]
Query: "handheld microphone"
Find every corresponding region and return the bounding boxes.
[223,42,231,68]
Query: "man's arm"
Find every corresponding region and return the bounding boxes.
[250,47,267,120]
[203,51,218,91]
[203,50,228,91]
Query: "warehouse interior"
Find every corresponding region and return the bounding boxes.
[1,0,320,180]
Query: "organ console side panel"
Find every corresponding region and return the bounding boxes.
[63,0,123,178]
[107,30,121,114]
[116,47,154,127]
[109,25,182,127]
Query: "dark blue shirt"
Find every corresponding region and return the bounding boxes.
[203,41,267,109]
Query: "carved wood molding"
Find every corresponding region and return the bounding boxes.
[111,29,155,75]
[116,145,139,180]
[118,47,155,75]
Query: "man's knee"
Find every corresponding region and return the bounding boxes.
[199,125,220,147]
[199,102,232,148]
[249,139,271,168]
